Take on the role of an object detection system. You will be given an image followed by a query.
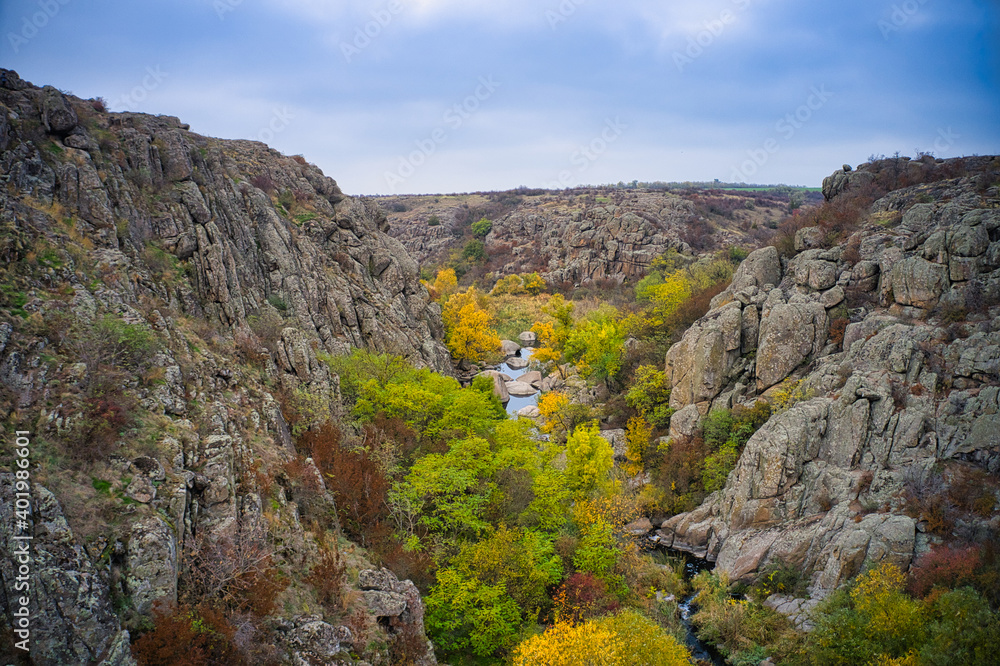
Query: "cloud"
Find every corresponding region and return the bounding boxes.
[3,0,997,196]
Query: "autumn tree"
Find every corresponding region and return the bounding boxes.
[648,269,692,320]
[624,364,672,422]
[522,272,545,295]
[530,294,575,372]
[809,562,926,664]
[538,391,571,438]
[512,609,691,666]
[491,273,527,296]
[429,268,458,299]
[441,287,502,363]
[562,309,626,382]
[133,603,246,666]
[623,416,651,476]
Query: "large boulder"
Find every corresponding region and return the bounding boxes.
[364,591,407,617]
[792,253,838,291]
[506,380,537,397]
[794,227,825,252]
[889,256,949,308]
[519,370,543,386]
[478,370,510,402]
[731,246,781,291]
[667,301,745,409]
[285,618,353,666]
[41,85,78,134]
[756,301,828,390]
[948,224,990,257]
[506,356,529,370]
[517,405,541,418]
[501,340,521,356]
[357,568,436,665]
[711,246,782,308]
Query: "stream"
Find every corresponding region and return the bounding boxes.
[498,347,538,416]
[664,549,728,666]
[496,350,722,661]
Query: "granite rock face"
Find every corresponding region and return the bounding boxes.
[0,479,135,666]
[658,157,1000,597]
[0,69,450,374]
[0,69,443,664]
[388,189,794,286]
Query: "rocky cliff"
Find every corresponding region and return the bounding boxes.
[384,187,802,285]
[0,69,443,665]
[657,156,1000,599]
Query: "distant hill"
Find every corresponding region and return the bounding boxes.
[380,186,822,286]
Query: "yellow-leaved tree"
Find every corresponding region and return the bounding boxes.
[531,294,575,374]
[623,416,651,476]
[430,268,458,300]
[537,391,571,438]
[512,609,691,666]
[522,272,546,295]
[490,273,526,296]
[649,269,692,320]
[441,287,501,364]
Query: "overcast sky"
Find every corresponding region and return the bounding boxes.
[2,0,998,194]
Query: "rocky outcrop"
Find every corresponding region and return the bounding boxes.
[0,69,450,374]
[0,478,135,666]
[387,189,798,285]
[279,615,355,666]
[359,568,437,666]
[666,300,747,410]
[0,69,445,664]
[755,299,829,390]
[658,159,1000,596]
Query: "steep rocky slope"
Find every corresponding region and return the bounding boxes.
[656,156,1000,601]
[0,69,443,665]
[384,187,806,285]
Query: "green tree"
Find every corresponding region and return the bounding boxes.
[396,436,494,541]
[624,365,673,428]
[565,421,613,497]
[462,239,486,262]
[425,568,522,657]
[452,525,562,614]
[471,216,493,238]
[919,587,1000,666]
